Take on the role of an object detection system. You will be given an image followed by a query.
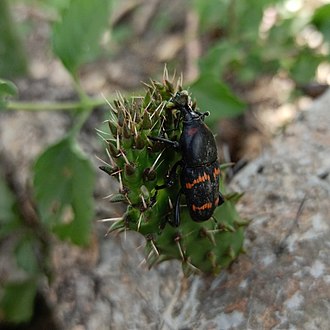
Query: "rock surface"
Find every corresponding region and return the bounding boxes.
[49,89,330,329]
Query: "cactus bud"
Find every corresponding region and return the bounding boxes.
[108,143,120,158]
[117,107,125,127]
[164,79,174,93]
[109,193,127,203]
[99,165,117,176]
[124,163,136,176]
[143,168,156,182]
[108,120,117,136]
[141,113,152,129]
[122,122,131,139]
[134,133,145,149]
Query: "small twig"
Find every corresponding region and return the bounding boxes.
[276,195,307,255]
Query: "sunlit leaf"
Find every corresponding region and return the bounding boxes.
[312,4,330,42]
[52,0,112,74]
[0,78,18,108]
[289,49,324,84]
[190,74,245,121]
[199,41,242,79]
[33,137,95,245]
[15,236,40,275]
[1,280,37,323]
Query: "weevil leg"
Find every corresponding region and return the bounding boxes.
[173,189,182,227]
[150,160,182,209]
[149,190,158,207]
[210,192,225,225]
[218,191,225,206]
[148,135,180,149]
[155,160,182,190]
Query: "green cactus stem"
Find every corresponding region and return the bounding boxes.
[99,76,247,275]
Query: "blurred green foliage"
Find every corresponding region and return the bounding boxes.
[0,174,40,323]
[0,0,27,78]
[0,79,18,108]
[193,0,330,86]
[1,0,330,324]
[52,0,111,74]
[312,3,330,42]
[34,137,95,245]
[1,0,111,324]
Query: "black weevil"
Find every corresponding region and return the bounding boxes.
[149,91,224,226]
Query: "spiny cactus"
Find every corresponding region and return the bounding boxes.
[99,75,247,275]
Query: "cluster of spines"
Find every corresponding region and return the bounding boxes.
[99,78,181,232]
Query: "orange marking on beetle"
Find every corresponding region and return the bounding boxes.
[185,172,210,189]
[192,202,213,211]
[213,167,220,179]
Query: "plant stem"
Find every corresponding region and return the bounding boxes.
[6,98,106,112]
[68,74,95,137]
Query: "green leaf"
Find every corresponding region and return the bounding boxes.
[311,4,330,43]
[0,78,18,108]
[52,0,112,74]
[15,236,40,275]
[231,0,275,40]
[0,173,21,238]
[199,41,242,79]
[33,137,95,245]
[190,74,245,120]
[0,280,37,323]
[289,49,323,84]
[0,0,28,78]
[0,78,17,96]
[192,0,228,32]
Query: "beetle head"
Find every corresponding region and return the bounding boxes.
[170,90,189,107]
[170,91,201,123]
